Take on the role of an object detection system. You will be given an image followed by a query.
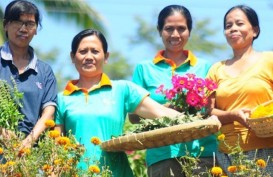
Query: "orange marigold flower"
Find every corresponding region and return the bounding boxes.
[217,134,225,141]
[56,136,70,146]
[13,173,22,177]
[42,164,51,172]
[18,148,31,157]
[211,166,223,176]
[227,165,237,173]
[45,119,55,128]
[91,137,101,145]
[88,165,100,174]
[0,148,3,155]
[67,158,75,165]
[256,159,267,168]
[48,130,60,139]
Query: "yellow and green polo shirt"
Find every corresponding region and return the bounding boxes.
[55,73,149,177]
[132,50,216,167]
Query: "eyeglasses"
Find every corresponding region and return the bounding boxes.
[10,20,37,30]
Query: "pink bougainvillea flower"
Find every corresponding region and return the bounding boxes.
[186,73,196,79]
[165,89,176,100]
[156,84,164,94]
[196,86,205,94]
[177,77,188,89]
[156,73,217,114]
[185,80,195,90]
[186,91,200,106]
[195,77,206,87]
[205,78,218,91]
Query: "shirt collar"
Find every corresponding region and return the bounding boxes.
[153,50,197,67]
[63,73,112,96]
[0,41,38,72]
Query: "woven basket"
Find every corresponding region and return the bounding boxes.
[247,100,273,138]
[101,118,221,152]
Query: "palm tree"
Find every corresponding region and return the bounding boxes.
[0,0,106,44]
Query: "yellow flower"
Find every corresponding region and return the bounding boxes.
[256,159,266,168]
[67,158,74,164]
[251,102,273,118]
[211,166,223,176]
[0,147,3,155]
[56,136,70,146]
[54,159,62,165]
[227,165,237,173]
[18,148,31,157]
[89,165,100,174]
[42,164,51,172]
[238,165,246,171]
[217,134,225,141]
[6,161,15,166]
[44,119,55,128]
[91,137,101,145]
[48,130,60,139]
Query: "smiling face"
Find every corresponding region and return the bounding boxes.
[4,14,37,49]
[160,12,190,53]
[224,9,259,50]
[71,35,109,79]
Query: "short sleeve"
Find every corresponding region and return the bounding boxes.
[132,64,145,87]
[123,81,149,113]
[206,61,224,82]
[41,65,57,108]
[54,92,65,125]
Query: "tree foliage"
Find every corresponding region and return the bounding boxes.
[104,51,133,80]
[36,0,106,34]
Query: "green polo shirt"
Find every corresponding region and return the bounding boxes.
[55,73,149,177]
[132,50,217,167]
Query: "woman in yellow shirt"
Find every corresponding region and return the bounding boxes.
[207,4,273,176]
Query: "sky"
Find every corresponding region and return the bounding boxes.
[1,0,273,80]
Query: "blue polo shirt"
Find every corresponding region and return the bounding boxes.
[132,50,217,167]
[0,42,57,135]
[55,73,149,177]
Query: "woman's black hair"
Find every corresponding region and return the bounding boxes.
[157,5,192,33]
[4,0,42,27]
[224,5,260,40]
[71,29,108,55]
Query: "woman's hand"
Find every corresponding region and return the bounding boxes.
[0,128,16,139]
[230,108,251,128]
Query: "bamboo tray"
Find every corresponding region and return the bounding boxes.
[101,118,221,152]
[247,100,273,137]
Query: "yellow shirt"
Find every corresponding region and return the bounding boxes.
[207,51,273,153]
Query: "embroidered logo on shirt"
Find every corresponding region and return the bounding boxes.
[36,82,43,89]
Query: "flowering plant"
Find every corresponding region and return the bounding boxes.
[0,120,112,177]
[212,133,271,177]
[156,73,217,114]
[0,80,112,176]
